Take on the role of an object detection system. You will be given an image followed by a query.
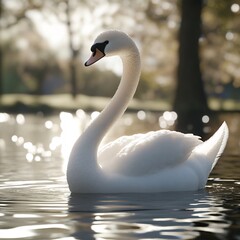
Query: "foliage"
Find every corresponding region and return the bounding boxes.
[202,0,240,97]
[0,0,239,106]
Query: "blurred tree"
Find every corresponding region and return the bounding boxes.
[144,0,239,125]
[43,0,82,98]
[173,0,208,136]
[128,0,178,102]
[0,45,2,100]
[0,0,42,28]
[1,0,239,110]
[0,0,42,97]
[27,0,122,98]
[1,0,92,97]
[1,31,63,94]
[202,0,240,102]
[66,0,79,98]
[1,0,177,101]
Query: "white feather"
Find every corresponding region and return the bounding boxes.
[67,31,229,193]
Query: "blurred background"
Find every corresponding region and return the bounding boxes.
[0,0,240,134]
[0,3,240,238]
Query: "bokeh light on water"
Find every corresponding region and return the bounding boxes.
[159,111,178,129]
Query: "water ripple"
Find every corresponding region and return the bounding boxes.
[0,113,239,239]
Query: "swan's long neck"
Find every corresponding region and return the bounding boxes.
[86,50,141,148]
[67,42,141,184]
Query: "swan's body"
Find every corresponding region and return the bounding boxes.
[67,30,228,193]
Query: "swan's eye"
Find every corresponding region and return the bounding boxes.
[91,40,109,55]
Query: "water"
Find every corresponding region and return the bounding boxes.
[0,112,239,240]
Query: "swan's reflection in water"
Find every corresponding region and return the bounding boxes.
[68,189,230,239]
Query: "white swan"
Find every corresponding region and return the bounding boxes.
[67,30,229,193]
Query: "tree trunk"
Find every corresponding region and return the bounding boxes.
[174,0,209,136]
[0,47,2,101]
[66,0,78,98]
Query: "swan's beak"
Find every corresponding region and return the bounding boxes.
[85,49,105,67]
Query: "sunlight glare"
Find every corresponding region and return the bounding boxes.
[26,153,34,162]
[45,120,53,129]
[202,115,210,123]
[0,224,69,239]
[59,112,82,172]
[23,142,35,151]
[34,156,41,162]
[26,11,68,57]
[159,111,177,129]
[226,32,234,41]
[11,135,18,143]
[159,117,168,129]
[0,113,10,123]
[16,137,24,146]
[76,109,89,130]
[13,214,40,219]
[16,114,25,125]
[137,110,146,121]
[231,3,240,13]
[76,109,87,120]
[49,136,61,151]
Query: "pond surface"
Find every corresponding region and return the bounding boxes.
[0,112,239,240]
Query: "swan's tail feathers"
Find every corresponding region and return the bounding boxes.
[194,122,229,170]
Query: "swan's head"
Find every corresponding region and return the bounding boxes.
[85,30,137,66]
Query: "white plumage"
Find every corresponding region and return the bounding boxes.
[67,30,228,193]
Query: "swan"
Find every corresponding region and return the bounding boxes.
[67,30,229,193]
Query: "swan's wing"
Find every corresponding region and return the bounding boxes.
[98,130,202,176]
[98,133,143,166]
[193,122,229,170]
